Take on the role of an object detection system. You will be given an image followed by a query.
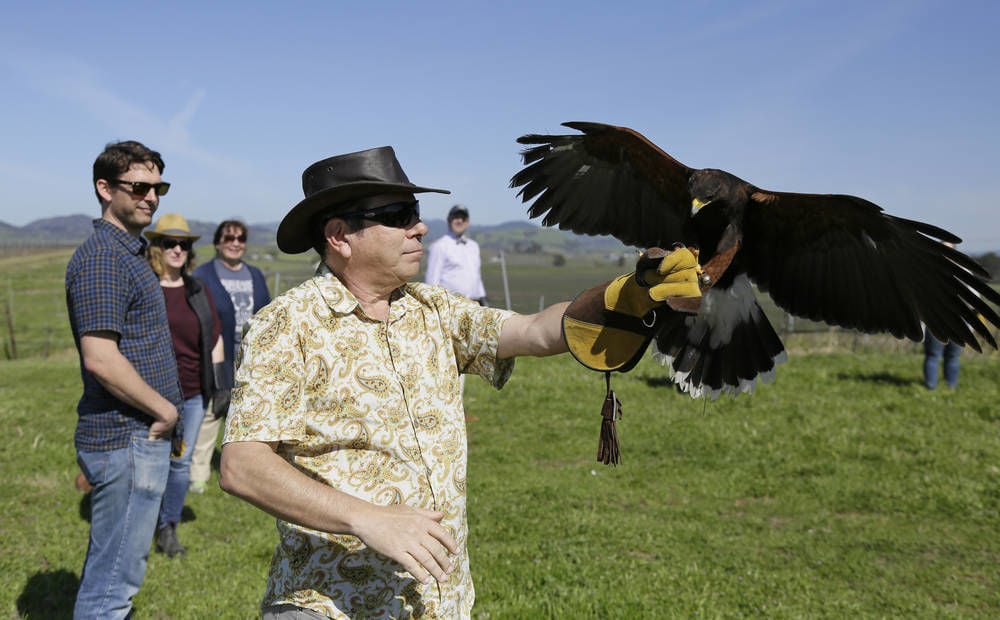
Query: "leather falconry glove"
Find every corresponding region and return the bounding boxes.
[564,245,702,374]
[606,245,702,316]
[562,245,702,466]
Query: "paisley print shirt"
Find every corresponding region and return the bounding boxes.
[224,269,514,618]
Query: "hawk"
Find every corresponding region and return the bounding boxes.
[511,121,1000,398]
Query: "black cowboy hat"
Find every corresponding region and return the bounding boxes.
[277,146,449,253]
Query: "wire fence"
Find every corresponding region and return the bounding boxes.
[4,252,999,361]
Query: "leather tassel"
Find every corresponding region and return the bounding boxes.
[597,372,623,465]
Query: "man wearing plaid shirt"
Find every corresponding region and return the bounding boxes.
[66,140,182,620]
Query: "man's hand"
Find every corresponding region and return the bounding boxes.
[605,246,702,318]
[148,406,178,440]
[352,504,459,584]
[222,441,462,586]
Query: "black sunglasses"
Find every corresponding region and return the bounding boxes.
[350,201,421,229]
[158,238,192,251]
[221,233,247,243]
[112,179,171,196]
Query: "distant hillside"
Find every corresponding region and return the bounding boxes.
[0,221,18,237]
[0,214,631,256]
[0,214,279,248]
[2,214,997,278]
[1,215,94,245]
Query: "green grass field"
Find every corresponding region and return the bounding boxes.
[3,350,1000,618]
[3,246,1000,618]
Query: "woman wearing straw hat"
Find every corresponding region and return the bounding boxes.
[144,213,224,557]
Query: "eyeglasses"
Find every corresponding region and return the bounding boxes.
[221,233,247,244]
[158,238,192,251]
[112,179,171,196]
[351,201,421,229]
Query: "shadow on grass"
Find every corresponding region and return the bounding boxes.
[78,492,91,522]
[17,569,79,619]
[641,370,922,389]
[642,375,674,388]
[835,371,921,386]
[639,375,692,396]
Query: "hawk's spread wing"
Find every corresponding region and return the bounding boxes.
[511,122,692,248]
[742,189,1000,348]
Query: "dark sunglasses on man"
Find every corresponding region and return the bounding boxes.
[221,233,248,243]
[158,238,192,251]
[112,179,171,197]
[351,201,421,229]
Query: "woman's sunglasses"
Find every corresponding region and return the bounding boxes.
[158,238,192,251]
[351,201,421,229]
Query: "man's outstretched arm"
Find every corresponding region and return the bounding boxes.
[496,302,570,359]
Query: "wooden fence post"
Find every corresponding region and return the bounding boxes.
[4,281,16,360]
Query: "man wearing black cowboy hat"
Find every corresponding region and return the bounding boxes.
[219,146,702,619]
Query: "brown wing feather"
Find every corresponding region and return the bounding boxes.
[743,190,1000,351]
[510,122,693,248]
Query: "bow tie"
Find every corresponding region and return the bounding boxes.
[455,237,467,245]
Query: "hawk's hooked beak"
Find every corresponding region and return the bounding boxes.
[691,197,710,216]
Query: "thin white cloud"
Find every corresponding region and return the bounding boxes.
[2,48,244,175]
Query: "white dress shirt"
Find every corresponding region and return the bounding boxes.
[425,232,487,301]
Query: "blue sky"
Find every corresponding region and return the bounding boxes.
[1,0,998,251]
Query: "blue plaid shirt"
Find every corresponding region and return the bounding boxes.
[66,219,182,451]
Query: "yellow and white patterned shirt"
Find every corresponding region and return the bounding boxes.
[224,269,514,619]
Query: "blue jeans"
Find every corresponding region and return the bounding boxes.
[75,432,171,620]
[158,395,206,528]
[924,329,962,390]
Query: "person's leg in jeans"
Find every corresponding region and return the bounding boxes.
[189,405,222,489]
[156,395,206,553]
[74,434,171,620]
[942,341,962,389]
[923,329,944,390]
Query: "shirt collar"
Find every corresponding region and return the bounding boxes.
[313,263,412,319]
[93,218,147,256]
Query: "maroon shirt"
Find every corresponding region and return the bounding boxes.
[162,285,222,399]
